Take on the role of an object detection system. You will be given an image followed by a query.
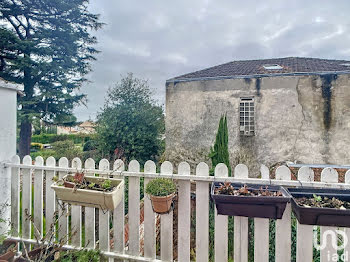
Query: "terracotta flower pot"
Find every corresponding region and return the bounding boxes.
[150,193,175,214]
[0,239,18,262]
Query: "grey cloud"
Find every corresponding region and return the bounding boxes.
[74,0,350,120]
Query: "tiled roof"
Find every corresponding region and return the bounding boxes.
[168,57,350,82]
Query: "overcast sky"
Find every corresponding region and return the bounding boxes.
[74,0,350,120]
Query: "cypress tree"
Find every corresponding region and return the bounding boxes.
[209,114,231,176]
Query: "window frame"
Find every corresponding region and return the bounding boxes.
[239,97,255,136]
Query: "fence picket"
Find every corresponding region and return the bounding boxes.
[33,156,44,239]
[22,155,32,250]
[296,166,314,262]
[11,155,20,237]
[254,218,269,262]
[214,163,228,262]
[275,165,291,262]
[320,168,338,262]
[344,170,350,262]
[144,160,156,259]
[253,164,271,262]
[177,162,191,262]
[71,157,82,247]
[128,160,140,255]
[113,159,125,259]
[234,164,249,262]
[58,157,69,244]
[45,157,56,240]
[260,164,270,179]
[84,158,96,248]
[160,161,173,261]
[99,159,111,252]
[196,162,209,262]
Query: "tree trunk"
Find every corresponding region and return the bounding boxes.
[19,120,32,158]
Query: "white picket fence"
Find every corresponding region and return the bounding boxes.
[4,155,350,261]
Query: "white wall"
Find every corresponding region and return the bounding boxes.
[0,81,21,235]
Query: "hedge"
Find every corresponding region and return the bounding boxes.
[31,133,93,144]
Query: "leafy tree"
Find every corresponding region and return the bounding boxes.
[0,0,103,157]
[96,73,164,164]
[209,114,231,175]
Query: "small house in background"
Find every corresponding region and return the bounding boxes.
[77,121,95,134]
[165,57,350,170]
[57,120,95,135]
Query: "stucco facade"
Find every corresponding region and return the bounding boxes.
[165,73,350,173]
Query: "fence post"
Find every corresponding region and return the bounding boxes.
[177,162,191,262]
[196,162,209,262]
[0,80,22,235]
[275,165,291,262]
[296,166,314,262]
[234,164,249,262]
[160,161,174,261]
[320,168,338,262]
[214,163,228,262]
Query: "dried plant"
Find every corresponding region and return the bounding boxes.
[214,183,283,197]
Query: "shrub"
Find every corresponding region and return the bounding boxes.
[31,133,92,145]
[59,248,106,262]
[95,73,164,164]
[145,178,176,196]
[83,139,97,151]
[52,140,82,160]
[30,149,56,160]
[209,114,231,176]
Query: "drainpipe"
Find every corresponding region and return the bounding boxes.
[0,79,23,235]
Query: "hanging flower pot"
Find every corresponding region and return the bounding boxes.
[146,178,176,214]
[51,173,124,210]
[0,239,18,262]
[287,187,350,227]
[211,182,291,219]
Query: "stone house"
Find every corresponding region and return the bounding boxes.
[165,57,350,172]
[57,120,95,135]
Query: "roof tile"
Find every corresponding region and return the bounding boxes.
[169,57,350,81]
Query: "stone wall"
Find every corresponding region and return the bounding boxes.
[165,74,350,175]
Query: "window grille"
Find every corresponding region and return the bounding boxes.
[239,97,255,136]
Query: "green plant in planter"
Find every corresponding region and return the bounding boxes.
[146,178,176,196]
[102,179,112,190]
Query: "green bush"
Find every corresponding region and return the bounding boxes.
[145,178,176,196]
[31,133,92,145]
[83,139,98,151]
[30,149,56,160]
[59,249,106,262]
[209,114,231,176]
[52,140,82,160]
[95,73,164,164]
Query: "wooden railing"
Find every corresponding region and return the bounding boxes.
[4,155,350,261]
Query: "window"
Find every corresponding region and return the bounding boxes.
[239,97,255,136]
[262,64,283,70]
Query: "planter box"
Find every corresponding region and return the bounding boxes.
[287,187,350,227]
[211,182,291,219]
[51,175,124,210]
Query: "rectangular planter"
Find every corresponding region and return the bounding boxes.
[287,187,350,227]
[51,175,124,210]
[211,182,291,219]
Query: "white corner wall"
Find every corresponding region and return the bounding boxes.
[0,82,20,235]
